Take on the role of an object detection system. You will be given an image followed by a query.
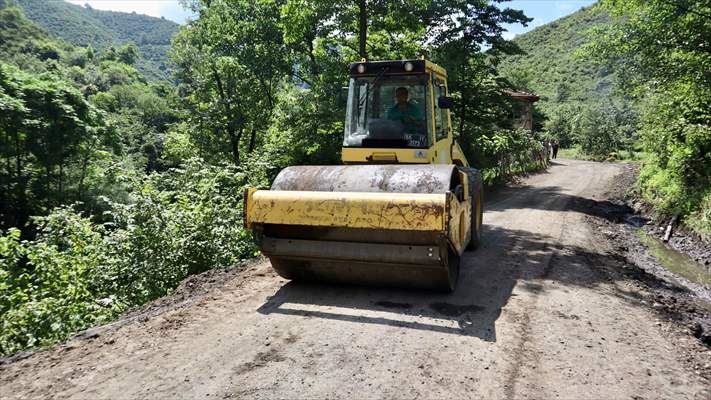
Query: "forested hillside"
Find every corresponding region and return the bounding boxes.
[14,0,179,81]
[497,5,637,155]
[498,5,614,113]
[500,1,709,239]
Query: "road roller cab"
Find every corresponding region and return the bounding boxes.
[341,59,469,167]
[244,59,483,292]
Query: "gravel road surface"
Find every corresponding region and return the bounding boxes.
[1,159,709,399]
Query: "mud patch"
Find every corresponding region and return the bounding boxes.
[582,162,711,378]
[374,301,413,309]
[637,230,711,287]
[428,302,483,317]
[234,348,286,375]
[284,333,300,344]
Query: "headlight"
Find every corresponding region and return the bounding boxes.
[356,63,366,73]
[404,61,414,72]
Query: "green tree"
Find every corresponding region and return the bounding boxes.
[279,0,531,170]
[0,63,103,230]
[116,43,140,65]
[589,0,710,231]
[172,0,290,165]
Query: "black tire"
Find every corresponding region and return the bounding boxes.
[442,249,460,293]
[461,168,483,250]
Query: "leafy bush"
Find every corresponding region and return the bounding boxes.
[471,128,547,184]
[571,102,636,159]
[0,159,257,356]
[0,211,118,356]
[686,192,711,242]
[100,159,256,305]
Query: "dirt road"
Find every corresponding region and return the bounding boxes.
[1,159,709,399]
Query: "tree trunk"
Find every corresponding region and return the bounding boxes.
[358,0,367,59]
[14,130,21,187]
[13,130,24,228]
[258,77,275,110]
[78,152,89,200]
[248,128,257,154]
[58,161,63,202]
[228,127,243,165]
[307,36,318,76]
[211,64,243,165]
[230,134,239,165]
[45,165,52,206]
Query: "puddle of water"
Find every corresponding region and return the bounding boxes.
[637,229,711,287]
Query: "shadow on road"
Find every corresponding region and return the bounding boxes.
[486,184,641,225]
[256,222,656,342]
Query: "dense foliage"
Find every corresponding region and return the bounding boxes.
[0,62,103,230]
[0,5,182,232]
[0,161,255,355]
[589,0,711,238]
[12,0,179,81]
[0,0,551,356]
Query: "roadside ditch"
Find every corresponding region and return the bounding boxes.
[579,162,710,378]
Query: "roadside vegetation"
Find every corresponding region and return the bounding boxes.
[0,0,544,356]
[589,0,710,239]
[557,146,645,162]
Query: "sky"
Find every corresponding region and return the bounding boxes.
[65,0,193,24]
[65,0,597,35]
[501,0,598,39]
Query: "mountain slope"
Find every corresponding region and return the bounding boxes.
[0,4,71,63]
[15,0,179,81]
[498,5,616,114]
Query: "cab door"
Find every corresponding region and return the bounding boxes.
[431,73,453,164]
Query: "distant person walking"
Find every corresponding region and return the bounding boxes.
[552,140,559,159]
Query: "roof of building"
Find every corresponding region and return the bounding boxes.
[503,89,540,102]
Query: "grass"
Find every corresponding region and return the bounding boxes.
[557,146,645,162]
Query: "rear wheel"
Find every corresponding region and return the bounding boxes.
[463,169,483,250]
[442,249,460,292]
[468,186,483,249]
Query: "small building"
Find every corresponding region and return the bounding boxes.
[505,90,540,132]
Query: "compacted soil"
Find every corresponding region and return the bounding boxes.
[1,159,709,399]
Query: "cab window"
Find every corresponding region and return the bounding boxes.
[343,75,430,148]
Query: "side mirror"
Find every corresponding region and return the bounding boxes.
[438,96,454,109]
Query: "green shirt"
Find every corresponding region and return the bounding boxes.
[385,102,424,124]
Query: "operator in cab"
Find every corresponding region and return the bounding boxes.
[385,87,426,146]
[386,87,424,130]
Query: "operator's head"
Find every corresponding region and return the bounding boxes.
[395,87,409,105]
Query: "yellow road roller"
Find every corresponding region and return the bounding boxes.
[244,59,483,291]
